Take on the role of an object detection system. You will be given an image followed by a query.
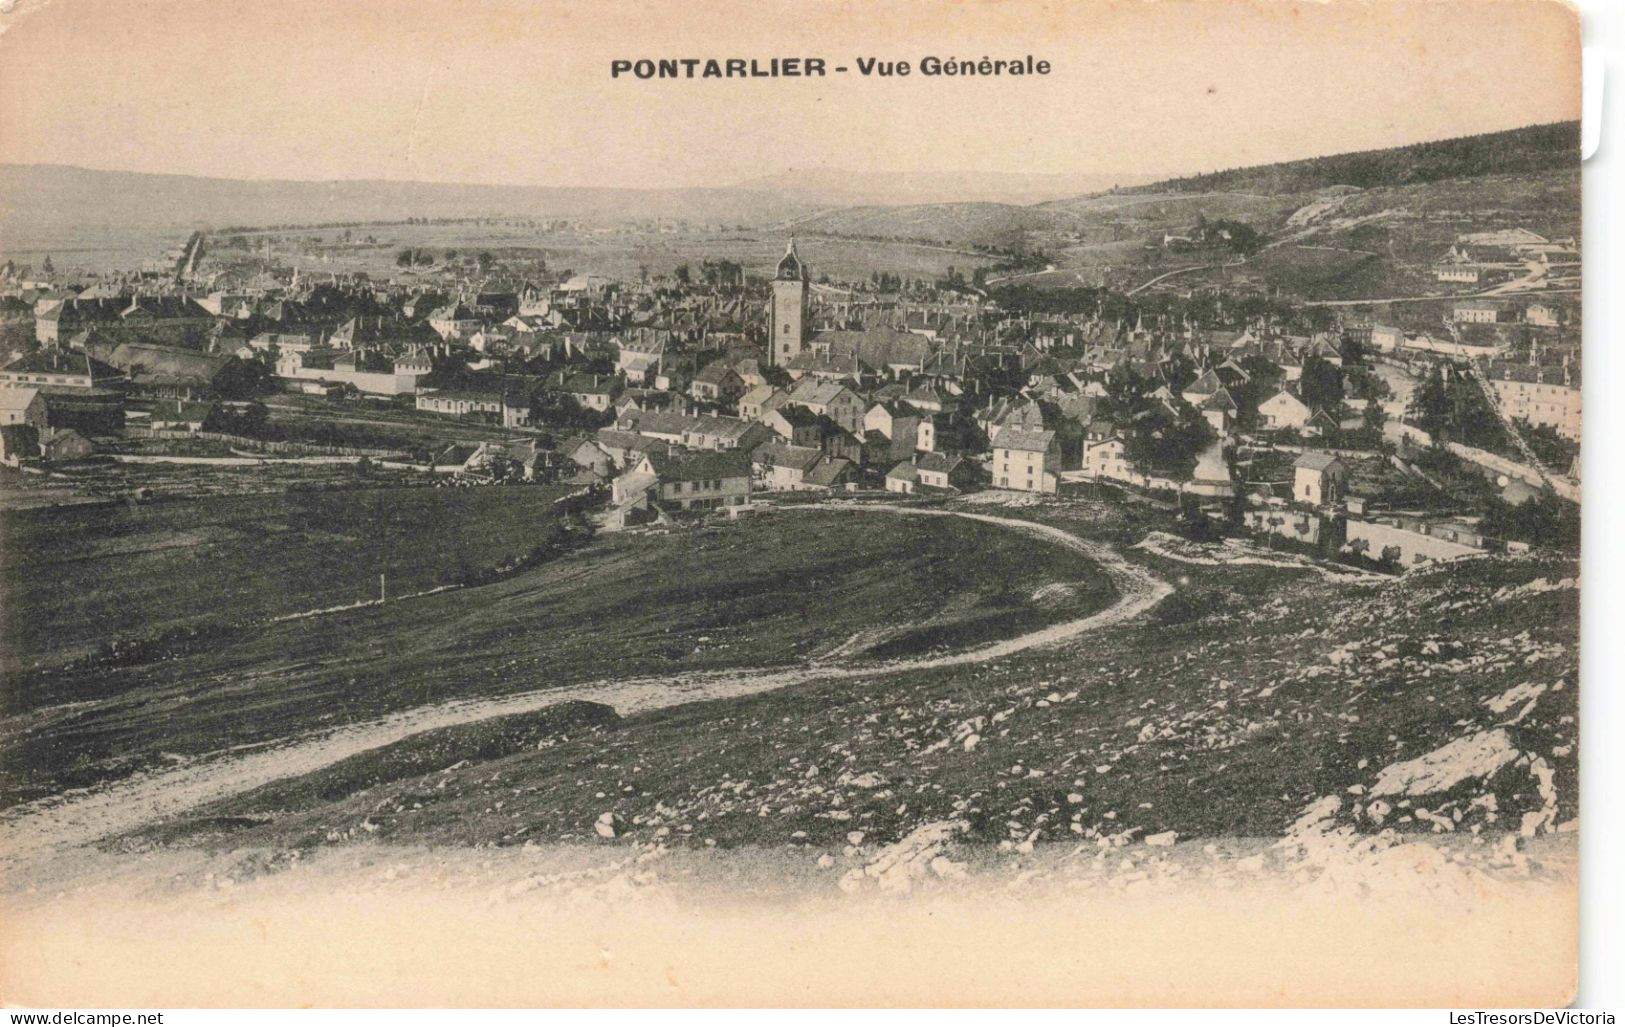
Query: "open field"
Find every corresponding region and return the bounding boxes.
[0,507,1115,806]
[0,494,1578,873]
[1,455,435,504]
[111,507,1575,861]
[0,484,579,676]
[258,393,541,451]
[219,224,1001,283]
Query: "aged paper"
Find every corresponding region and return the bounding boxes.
[0,0,1582,1007]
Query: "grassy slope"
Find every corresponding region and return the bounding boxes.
[1,509,1115,805]
[125,502,1578,855]
[791,203,1070,248]
[0,485,579,674]
[167,701,622,835]
[1078,168,1579,300]
[1121,122,1579,195]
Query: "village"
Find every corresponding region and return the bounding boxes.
[0,221,1581,573]
[0,0,1605,1003]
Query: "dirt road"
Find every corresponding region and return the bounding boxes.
[0,503,1169,869]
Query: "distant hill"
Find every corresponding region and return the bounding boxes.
[783,123,1580,252]
[0,164,1150,246]
[0,164,821,239]
[733,168,1156,207]
[0,123,1580,271]
[1119,121,1580,196]
[786,201,1076,250]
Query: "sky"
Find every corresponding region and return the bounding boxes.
[0,0,1582,190]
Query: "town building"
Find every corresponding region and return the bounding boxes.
[1292,451,1349,507]
[993,426,1060,493]
[768,239,809,367]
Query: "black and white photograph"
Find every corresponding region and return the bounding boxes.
[0,0,1604,1009]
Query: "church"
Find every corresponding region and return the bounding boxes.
[765,239,933,377]
[768,238,810,367]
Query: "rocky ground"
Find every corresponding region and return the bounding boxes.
[0,493,1581,1005]
[99,502,1576,865]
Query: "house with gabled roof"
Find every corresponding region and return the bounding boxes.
[903,382,957,415]
[1181,369,1224,407]
[803,456,855,490]
[588,428,664,471]
[915,451,977,492]
[690,361,745,405]
[1199,386,1239,433]
[1302,407,1341,439]
[783,349,867,382]
[992,426,1060,494]
[985,397,1046,446]
[814,326,931,378]
[751,441,827,490]
[614,449,753,513]
[885,460,921,494]
[0,349,126,393]
[784,378,866,433]
[34,296,124,345]
[548,371,622,412]
[1293,451,1349,507]
[762,404,828,448]
[0,387,47,429]
[738,384,787,421]
[428,303,481,339]
[1259,388,1312,430]
[615,334,666,382]
[862,400,925,449]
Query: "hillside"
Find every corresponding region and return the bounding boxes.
[0,506,1115,807]
[3,123,1578,275]
[1120,121,1580,196]
[106,497,1576,867]
[0,494,1580,1007]
[737,168,1154,207]
[787,201,1074,250]
[779,122,1581,282]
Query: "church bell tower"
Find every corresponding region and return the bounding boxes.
[769,238,809,366]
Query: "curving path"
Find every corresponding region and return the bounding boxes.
[0,503,1170,869]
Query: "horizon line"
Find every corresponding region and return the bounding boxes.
[0,117,1578,199]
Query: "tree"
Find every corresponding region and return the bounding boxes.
[1480,490,1579,550]
[1362,397,1387,435]
[41,255,55,275]
[530,389,613,430]
[1162,353,1199,393]
[1122,401,1217,477]
[674,264,691,286]
[1452,382,1507,450]
[1299,353,1345,412]
[1104,366,1150,417]
[476,251,495,274]
[1514,419,1579,469]
[700,259,743,290]
[1408,366,1451,440]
